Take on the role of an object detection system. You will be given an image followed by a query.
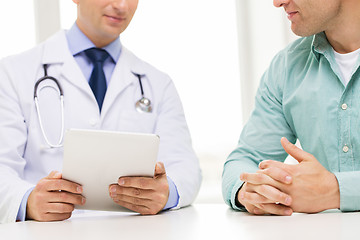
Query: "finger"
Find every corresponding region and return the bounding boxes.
[258,167,292,184]
[281,137,314,163]
[47,171,62,179]
[41,213,72,222]
[109,185,153,200]
[252,207,268,215]
[243,202,269,215]
[240,191,274,205]
[118,177,154,190]
[48,191,86,205]
[240,172,279,186]
[253,184,292,206]
[46,179,83,194]
[155,162,166,176]
[113,199,158,215]
[259,160,288,170]
[45,202,75,214]
[112,194,153,207]
[257,203,293,216]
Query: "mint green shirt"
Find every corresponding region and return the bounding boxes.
[222,32,360,212]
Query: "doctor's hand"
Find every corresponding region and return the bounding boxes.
[237,167,293,216]
[109,162,169,215]
[27,171,85,222]
[258,137,340,213]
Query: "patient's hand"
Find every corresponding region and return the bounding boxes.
[258,137,340,213]
[237,167,293,215]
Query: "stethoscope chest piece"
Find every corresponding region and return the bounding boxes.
[133,73,152,113]
[136,97,152,113]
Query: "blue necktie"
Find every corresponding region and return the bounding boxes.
[85,48,110,111]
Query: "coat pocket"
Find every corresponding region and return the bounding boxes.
[117,111,157,134]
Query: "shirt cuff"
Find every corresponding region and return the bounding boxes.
[333,171,360,212]
[230,178,247,211]
[16,187,34,221]
[163,176,179,210]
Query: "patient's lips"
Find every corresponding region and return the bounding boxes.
[286,10,299,21]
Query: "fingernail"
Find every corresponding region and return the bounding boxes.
[77,186,83,193]
[119,179,125,185]
[285,197,291,205]
[284,209,292,216]
[253,208,260,214]
[282,137,290,144]
[285,176,292,183]
[82,198,86,205]
[54,172,61,178]
[110,186,116,192]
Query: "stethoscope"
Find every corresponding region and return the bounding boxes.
[34,65,152,148]
[34,64,65,148]
[133,73,152,113]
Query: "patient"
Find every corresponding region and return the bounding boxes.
[223,0,360,215]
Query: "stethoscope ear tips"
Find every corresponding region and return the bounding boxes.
[136,97,152,113]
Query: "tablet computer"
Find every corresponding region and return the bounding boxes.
[62,129,160,212]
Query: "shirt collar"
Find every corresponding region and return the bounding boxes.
[311,32,334,61]
[65,23,122,62]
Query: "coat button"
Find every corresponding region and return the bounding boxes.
[341,103,348,110]
[343,145,349,153]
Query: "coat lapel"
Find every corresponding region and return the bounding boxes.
[101,47,146,117]
[41,32,147,117]
[41,31,94,99]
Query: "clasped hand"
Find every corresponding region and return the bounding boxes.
[237,137,340,215]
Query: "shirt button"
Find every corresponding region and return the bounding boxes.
[343,145,349,153]
[341,103,348,110]
[89,119,98,126]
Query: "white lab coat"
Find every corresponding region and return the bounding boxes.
[0,31,201,223]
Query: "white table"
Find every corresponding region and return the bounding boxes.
[0,204,358,240]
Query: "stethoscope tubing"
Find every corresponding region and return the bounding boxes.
[34,95,65,148]
[34,65,152,148]
[34,64,65,148]
[134,73,145,96]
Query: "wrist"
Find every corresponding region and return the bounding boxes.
[235,183,246,208]
[324,173,340,210]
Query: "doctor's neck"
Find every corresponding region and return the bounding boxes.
[76,20,120,48]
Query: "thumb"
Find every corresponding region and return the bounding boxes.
[281,137,313,163]
[47,171,62,179]
[154,162,166,176]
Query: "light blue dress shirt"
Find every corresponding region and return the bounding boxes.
[17,23,178,221]
[222,32,360,212]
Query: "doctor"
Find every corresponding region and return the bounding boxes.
[0,0,201,223]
